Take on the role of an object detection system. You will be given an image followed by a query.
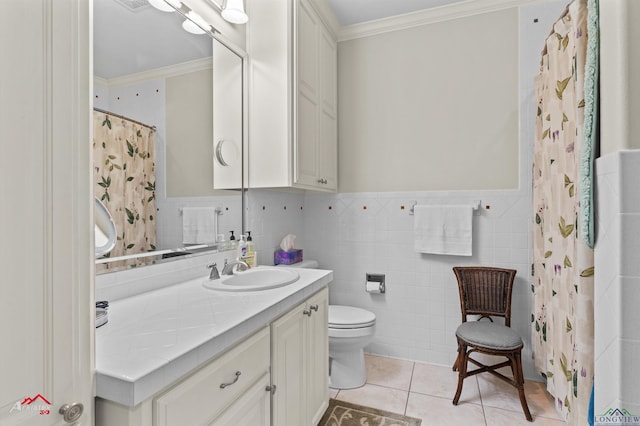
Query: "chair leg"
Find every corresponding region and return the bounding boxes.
[452,343,467,405]
[513,351,533,422]
[452,338,464,371]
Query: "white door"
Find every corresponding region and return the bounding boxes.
[0,1,93,425]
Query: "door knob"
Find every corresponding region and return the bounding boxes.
[59,403,84,423]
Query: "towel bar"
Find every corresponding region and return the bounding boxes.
[409,200,481,215]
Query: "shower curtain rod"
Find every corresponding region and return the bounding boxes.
[93,107,156,131]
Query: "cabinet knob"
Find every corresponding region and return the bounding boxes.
[317,178,328,184]
[303,309,312,317]
[220,371,242,389]
[265,384,277,395]
[310,304,318,312]
[59,403,84,423]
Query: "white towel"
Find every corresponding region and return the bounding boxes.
[182,207,217,244]
[414,205,473,256]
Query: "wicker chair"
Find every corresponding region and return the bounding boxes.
[451,266,532,422]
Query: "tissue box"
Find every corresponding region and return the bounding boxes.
[274,249,303,265]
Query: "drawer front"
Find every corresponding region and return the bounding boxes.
[154,327,270,426]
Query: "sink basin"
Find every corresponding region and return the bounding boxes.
[202,267,300,292]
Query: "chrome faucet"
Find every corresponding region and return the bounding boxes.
[207,262,220,280]
[221,259,250,275]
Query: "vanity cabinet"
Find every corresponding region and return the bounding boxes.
[247,0,337,192]
[271,288,329,426]
[95,287,329,426]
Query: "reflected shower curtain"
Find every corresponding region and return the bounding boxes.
[532,0,594,424]
[93,111,157,270]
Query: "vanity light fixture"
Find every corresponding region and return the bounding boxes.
[147,0,182,12]
[182,10,209,34]
[221,0,248,24]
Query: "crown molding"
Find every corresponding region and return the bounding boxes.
[337,0,548,42]
[308,0,341,38]
[95,56,213,87]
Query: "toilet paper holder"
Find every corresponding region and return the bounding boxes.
[365,273,386,294]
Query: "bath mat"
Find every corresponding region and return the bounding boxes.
[318,399,422,426]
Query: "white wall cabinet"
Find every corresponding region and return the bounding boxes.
[95,289,328,426]
[247,0,337,192]
[271,288,329,426]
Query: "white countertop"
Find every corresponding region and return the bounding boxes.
[95,266,332,407]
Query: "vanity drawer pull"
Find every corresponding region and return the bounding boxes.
[220,371,242,389]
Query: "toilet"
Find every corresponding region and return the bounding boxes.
[326,304,376,389]
[279,260,377,389]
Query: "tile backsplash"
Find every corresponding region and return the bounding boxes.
[246,188,535,377]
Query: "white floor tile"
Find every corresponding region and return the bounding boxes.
[335,383,408,415]
[406,392,486,426]
[325,354,566,425]
[365,354,414,391]
[484,406,565,425]
[411,361,481,404]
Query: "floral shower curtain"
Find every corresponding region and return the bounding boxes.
[532,0,594,424]
[93,111,157,270]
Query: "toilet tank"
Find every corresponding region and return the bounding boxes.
[277,259,319,268]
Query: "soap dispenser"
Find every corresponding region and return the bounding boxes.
[229,230,237,250]
[245,231,256,267]
[236,235,247,261]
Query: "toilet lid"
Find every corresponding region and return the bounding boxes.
[328,305,376,329]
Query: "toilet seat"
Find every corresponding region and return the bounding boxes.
[329,305,376,329]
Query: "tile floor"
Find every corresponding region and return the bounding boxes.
[329,354,566,426]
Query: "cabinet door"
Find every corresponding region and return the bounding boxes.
[318,28,338,191]
[295,0,321,188]
[306,288,329,425]
[271,303,307,426]
[209,373,270,426]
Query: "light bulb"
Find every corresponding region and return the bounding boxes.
[182,11,209,35]
[222,0,248,24]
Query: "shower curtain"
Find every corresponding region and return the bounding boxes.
[93,111,157,270]
[532,0,595,424]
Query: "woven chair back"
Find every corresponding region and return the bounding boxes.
[453,266,517,326]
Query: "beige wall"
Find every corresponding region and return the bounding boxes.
[166,69,217,197]
[599,0,640,155]
[338,8,519,193]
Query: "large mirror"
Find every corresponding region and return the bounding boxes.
[93,0,246,273]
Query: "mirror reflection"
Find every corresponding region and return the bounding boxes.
[95,197,117,258]
[93,0,244,273]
